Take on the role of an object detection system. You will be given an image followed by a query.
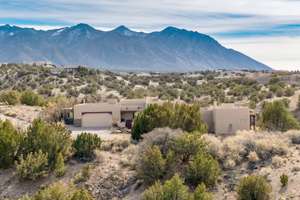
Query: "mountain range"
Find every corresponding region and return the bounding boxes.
[0,23,271,71]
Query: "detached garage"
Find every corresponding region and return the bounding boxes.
[82,112,112,128]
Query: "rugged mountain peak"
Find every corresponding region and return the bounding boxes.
[111,25,142,37]
[162,26,182,33]
[70,23,96,31]
[0,24,20,31]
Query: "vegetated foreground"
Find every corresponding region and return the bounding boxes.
[1,102,300,200]
[2,64,300,199]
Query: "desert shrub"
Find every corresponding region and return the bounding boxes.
[203,131,289,169]
[280,174,288,187]
[0,90,20,105]
[237,175,272,200]
[73,133,102,161]
[169,133,206,163]
[185,153,220,188]
[170,104,207,133]
[71,189,94,200]
[74,164,92,183]
[33,182,94,200]
[16,150,49,180]
[54,152,66,177]
[20,90,45,106]
[0,120,21,168]
[132,103,172,140]
[193,183,213,200]
[260,100,300,132]
[42,96,75,123]
[284,87,295,97]
[138,128,183,155]
[254,138,287,160]
[142,174,190,200]
[20,119,72,169]
[18,195,33,200]
[142,181,164,200]
[132,103,207,140]
[271,156,284,168]
[138,145,166,184]
[137,129,216,185]
[163,174,190,200]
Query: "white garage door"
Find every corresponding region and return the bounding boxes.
[82,113,112,128]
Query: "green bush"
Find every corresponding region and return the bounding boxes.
[137,131,212,185]
[132,103,172,140]
[0,120,21,168]
[33,182,94,200]
[142,174,190,200]
[34,182,71,200]
[71,189,94,200]
[16,150,49,180]
[20,119,72,169]
[237,175,272,200]
[138,145,166,184]
[132,103,207,140]
[185,153,220,188]
[0,90,20,105]
[20,90,45,106]
[54,152,66,177]
[170,133,206,163]
[280,174,288,187]
[193,183,213,200]
[260,100,300,132]
[73,133,102,161]
[163,174,190,200]
[142,181,164,200]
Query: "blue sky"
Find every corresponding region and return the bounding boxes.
[0,0,300,70]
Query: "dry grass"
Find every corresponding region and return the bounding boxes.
[101,139,131,153]
[203,130,292,169]
[120,144,138,169]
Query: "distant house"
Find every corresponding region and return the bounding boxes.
[202,104,254,135]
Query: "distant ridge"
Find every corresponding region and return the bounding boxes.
[0,24,272,72]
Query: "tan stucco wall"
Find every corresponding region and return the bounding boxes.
[120,99,146,112]
[74,103,121,124]
[213,107,250,135]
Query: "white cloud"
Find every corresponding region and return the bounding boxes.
[219,36,300,70]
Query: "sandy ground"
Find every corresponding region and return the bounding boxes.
[67,125,131,141]
[0,105,42,130]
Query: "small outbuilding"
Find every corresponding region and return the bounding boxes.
[202,104,252,135]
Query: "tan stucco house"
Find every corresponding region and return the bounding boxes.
[73,99,148,128]
[73,99,253,134]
